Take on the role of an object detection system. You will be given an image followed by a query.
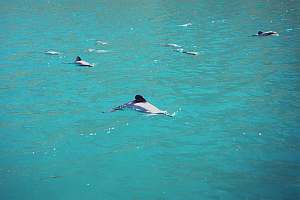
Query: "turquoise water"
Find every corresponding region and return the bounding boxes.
[1,0,300,199]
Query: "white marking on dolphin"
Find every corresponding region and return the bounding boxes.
[108,95,173,117]
[75,56,94,67]
[175,48,184,53]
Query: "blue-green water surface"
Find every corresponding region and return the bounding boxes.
[1,0,300,199]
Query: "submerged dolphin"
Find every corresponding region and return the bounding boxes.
[109,95,172,116]
[175,48,198,56]
[45,50,60,55]
[252,31,279,37]
[96,40,108,45]
[164,43,182,48]
[75,56,94,67]
[183,51,198,55]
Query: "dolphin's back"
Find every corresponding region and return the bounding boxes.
[76,60,93,66]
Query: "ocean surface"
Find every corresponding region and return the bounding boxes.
[1,0,299,199]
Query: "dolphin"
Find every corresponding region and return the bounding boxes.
[75,56,94,67]
[252,31,279,37]
[164,43,182,48]
[183,51,198,55]
[175,48,198,55]
[109,95,173,117]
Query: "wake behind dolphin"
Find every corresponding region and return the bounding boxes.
[106,95,174,117]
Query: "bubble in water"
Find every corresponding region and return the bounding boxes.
[106,127,115,134]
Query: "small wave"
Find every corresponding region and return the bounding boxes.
[170,107,182,117]
[96,40,108,45]
[106,127,115,134]
[177,22,192,27]
[45,50,60,55]
[95,50,110,53]
[87,48,110,53]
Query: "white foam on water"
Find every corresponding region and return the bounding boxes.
[45,50,60,55]
[177,22,192,27]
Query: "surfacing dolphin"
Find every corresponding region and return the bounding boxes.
[175,48,198,56]
[75,56,94,67]
[164,43,182,48]
[108,95,173,117]
[252,31,279,37]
